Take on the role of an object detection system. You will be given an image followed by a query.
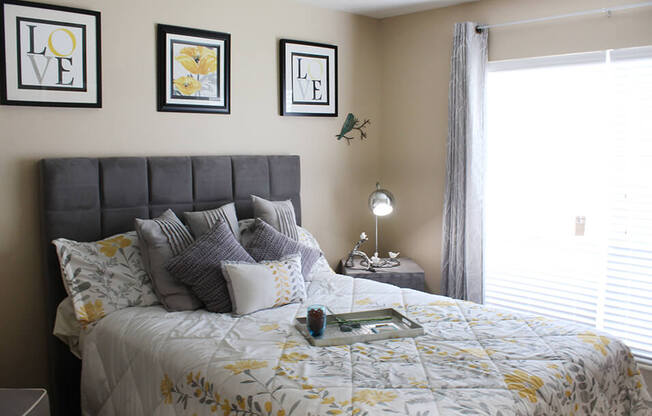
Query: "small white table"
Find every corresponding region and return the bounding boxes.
[0,388,49,416]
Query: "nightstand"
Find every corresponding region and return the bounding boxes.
[338,257,426,291]
[0,388,50,416]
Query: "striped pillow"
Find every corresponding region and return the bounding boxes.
[251,195,298,240]
[184,202,240,240]
[135,209,202,311]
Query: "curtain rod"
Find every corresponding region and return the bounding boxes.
[476,1,652,31]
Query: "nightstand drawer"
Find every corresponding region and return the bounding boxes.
[338,257,426,291]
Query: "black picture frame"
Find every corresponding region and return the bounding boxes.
[0,0,102,107]
[279,39,337,117]
[157,24,230,114]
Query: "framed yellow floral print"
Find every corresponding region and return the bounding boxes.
[157,24,230,114]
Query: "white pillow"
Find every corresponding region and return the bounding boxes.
[53,297,82,358]
[221,253,306,315]
[296,226,334,277]
[53,231,159,326]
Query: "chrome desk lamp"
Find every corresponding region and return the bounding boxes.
[368,182,394,262]
[344,182,398,271]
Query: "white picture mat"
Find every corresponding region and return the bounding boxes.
[291,53,328,103]
[164,33,225,107]
[283,42,336,114]
[3,3,98,104]
[17,20,85,88]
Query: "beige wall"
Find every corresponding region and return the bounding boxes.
[4,0,652,393]
[0,0,382,388]
[378,0,652,294]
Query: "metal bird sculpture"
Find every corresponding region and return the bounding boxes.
[336,113,370,144]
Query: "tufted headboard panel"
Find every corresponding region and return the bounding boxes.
[39,155,300,416]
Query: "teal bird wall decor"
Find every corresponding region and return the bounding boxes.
[336,113,370,144]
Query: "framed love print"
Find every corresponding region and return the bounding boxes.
[279,39,337,117]
[0,0,101,107]
[157,24,230,114]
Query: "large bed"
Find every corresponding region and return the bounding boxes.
[40,156,651,416]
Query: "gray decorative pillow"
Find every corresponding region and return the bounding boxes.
[221,254,306,316]
[251,195,298,240]
[184,202,239,240]
[135,209,202,311]
[238,219,334,279]
[244,218,321,280]
[165,219,254,313]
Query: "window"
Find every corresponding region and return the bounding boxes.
[485,46,652,365]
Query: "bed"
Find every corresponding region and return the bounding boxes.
[40,156,651,416]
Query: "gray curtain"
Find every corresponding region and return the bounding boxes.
[441,22,488,304]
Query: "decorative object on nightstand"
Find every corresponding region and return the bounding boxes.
[339,256,426,292]
[0,388,50,416]
[344,232,399,271]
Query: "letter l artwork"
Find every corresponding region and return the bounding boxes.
[26,25,54,84]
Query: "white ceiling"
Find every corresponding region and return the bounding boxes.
[294,0,477,19]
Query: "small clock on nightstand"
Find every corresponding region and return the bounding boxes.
[338,257,426,292]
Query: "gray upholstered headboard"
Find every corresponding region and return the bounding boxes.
[39,155,300,416]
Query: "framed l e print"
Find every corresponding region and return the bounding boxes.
[157,24,230,114]
[280,39,337,116]
[0,0,101,107]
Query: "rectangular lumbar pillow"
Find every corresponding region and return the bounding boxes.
[53,231,159,326]
[183,202,240,240]
[221,253,306,315]
[244,218,321,280]
[135,209,202,311]
[166,219,254,313]
[251,195,298,240]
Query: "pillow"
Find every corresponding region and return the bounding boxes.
[165,219,254,313]
[297,227,335,277]
[244,218,321,280]
[238,218,257,247]
[135,209,202,311]
[251,195,298,240]
[52,231,159,326]
[239,219,334,279]
[221,253,306,315]
[53,297,82,358]
[183,202,240,240]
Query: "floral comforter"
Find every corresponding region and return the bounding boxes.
[81,272,651,416]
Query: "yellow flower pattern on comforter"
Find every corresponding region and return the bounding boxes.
[80,273,652,415]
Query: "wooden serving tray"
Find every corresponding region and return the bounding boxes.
[295,308,424,347]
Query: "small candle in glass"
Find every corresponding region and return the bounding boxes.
[306,304,327,337]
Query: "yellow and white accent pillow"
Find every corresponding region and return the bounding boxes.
[53,231,159,326]
[221,253,306,316]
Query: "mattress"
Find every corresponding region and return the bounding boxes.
[80,272,652,415]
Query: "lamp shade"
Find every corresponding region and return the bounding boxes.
[368,183,394,217]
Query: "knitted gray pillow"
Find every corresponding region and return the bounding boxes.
[165,219,254,313]
[244,218,321,280]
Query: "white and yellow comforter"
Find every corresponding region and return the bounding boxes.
[81,273,651,416]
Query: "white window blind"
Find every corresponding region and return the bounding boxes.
[485,46,652,366]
